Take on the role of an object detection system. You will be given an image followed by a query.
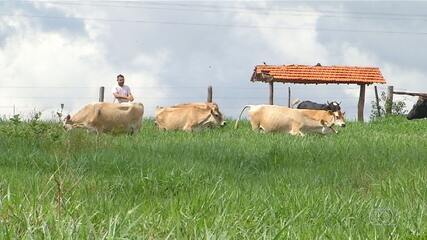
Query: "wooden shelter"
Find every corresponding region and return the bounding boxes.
[251,64,386,122]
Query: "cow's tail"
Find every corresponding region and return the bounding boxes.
[291,98,301,108]
[234,105,251,129]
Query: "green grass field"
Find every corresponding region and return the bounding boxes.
[0,116,426,239]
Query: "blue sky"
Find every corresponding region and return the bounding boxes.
[1,1,426,120]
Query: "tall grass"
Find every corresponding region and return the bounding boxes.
[0,116,426,239]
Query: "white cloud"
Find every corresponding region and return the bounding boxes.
[340,43,379,66]
[233,4,329,64]
[0,14,168,120]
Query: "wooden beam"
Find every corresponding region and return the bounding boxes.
[269,81,274,105]
[358,84,366,122]
[288,86,291,108]
[393,91,427,98]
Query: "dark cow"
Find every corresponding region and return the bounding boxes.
[293,99,341,112]
[407,97,427,120]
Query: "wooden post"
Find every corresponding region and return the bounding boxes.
[288,86,291,108]
[269,81,274,105]
[357,84,366,122]
[60,104,64,116]
[99,86,105,102]
[385,86,394,115]
[56,103,65,119]
[374,86,381,117]
[207,85,212,103]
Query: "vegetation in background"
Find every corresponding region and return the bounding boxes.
[0,116,426,239]
[370,91,408,121]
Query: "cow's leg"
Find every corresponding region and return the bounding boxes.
[128,124,139,135]
[84,124,99,134]
[128,128,134,135]
[183,124,193,132]
[290,130,305,136]
[289,129,299,136]
[250,120,261,132]
[290,123,304,137]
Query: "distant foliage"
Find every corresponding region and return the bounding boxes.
[0,112,63,141]
[370,91,407,121]
[9,114,22,125]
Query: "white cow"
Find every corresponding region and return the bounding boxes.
[155,102,225,131]
[63,102,144,134]
[235,105,345,136]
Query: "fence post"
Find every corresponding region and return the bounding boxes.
[385,85,394,115]
[207,86,212,103]
[99,86,105,102]
[374,86,381,117]
[60,103,64,115]
[288,86,291,107]
[269,81,274,105]
[57,103,65,120]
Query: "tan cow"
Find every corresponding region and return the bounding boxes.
[63,102,144,134]
[234,105,345,136]
[155,102,225,131]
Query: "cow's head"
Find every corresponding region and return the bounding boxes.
[334,110,346,127]
[326,101,341,112]
[207,103,226,127]
[319,117,337,134]
[407,97,427,120]
[63,114,74,131]
[329,110,346,127]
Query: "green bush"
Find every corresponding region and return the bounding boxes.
[370,91,408,120]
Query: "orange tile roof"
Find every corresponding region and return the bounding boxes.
[251,64,386,84]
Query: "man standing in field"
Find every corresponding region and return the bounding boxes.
[112,74,134,103]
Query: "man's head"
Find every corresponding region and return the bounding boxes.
[117,74,125,87]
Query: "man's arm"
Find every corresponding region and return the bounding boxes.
[127,93,134,102]
[113,92,130,100]
[126,86,134,102]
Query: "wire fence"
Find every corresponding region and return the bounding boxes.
[1,84,419,121]
[3,1,427,36]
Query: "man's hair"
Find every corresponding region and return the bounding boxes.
[117,74,124,79]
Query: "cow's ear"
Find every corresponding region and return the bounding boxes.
[342,111,346,115]
[65,114,71,121]
[320,119,325,125]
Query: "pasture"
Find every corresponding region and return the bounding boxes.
[0,117,426,239]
